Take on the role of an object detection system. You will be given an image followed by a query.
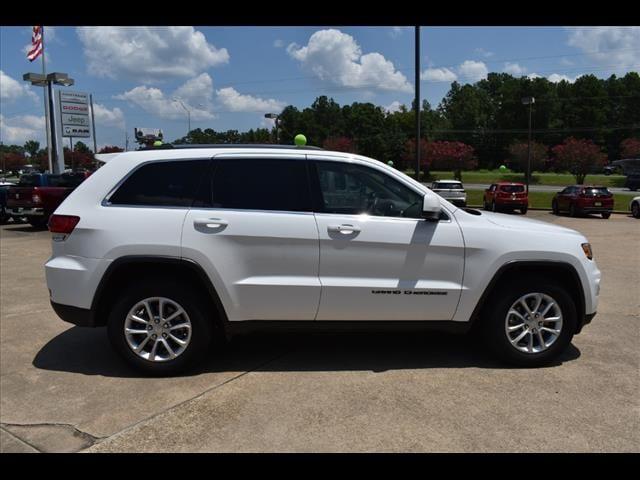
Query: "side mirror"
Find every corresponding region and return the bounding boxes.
[422,193,442,220]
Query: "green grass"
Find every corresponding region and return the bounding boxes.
[465,190,629,211]
[406,169,627,188]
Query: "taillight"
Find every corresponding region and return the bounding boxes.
[48,215,80,234]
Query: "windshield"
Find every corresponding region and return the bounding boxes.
[433,182,463,189]
[583,187,610,195]
[499,185,525,193]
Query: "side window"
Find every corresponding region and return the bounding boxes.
[209,158,311,212]
[108,159,209,207]
[315,161,423,218]
[489,184,496,192]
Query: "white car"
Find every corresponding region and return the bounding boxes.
[430,180,467,207]
[630,196,640,218]
[45,145,601,375]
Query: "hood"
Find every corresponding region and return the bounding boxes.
[480,211,582,236]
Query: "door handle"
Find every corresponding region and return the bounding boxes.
[328,224,361,234]
[194,218,228,229]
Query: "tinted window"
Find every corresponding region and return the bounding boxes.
[583,187,610,195]
[316,161,423,218]
[18,174,41,187]
[109,160,209,207]
[47,173,86,188]
[433,182,463,190]
[499,184,525,193]
[208,158,311,212]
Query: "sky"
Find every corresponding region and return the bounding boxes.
[1,26,639,150]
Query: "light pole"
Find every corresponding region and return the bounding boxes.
[415,26,421,182]
[264,113,279,144]
[23,72,74,174]
[172,98,191,137]
[521,96,535,194]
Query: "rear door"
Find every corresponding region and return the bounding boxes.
[181,154,321,321]
[309,156,465,321]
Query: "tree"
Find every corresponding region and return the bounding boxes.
[98,146,124,153]
[323,137,356,153]
[427,141,477,181]
[23,140,40,158]
[551,137,607,184]
[619,138,640,158]
[402,138,429,172]
[507,141,549,173]
[74,141,92,154]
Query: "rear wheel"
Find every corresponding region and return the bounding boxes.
[481,278,576,367]
[632,202,640,218]
[107,278,214,376]
[569,203,577,217]
[520,206,528,214]
[601,212,611,219]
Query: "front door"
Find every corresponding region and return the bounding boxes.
[309,157,465,321]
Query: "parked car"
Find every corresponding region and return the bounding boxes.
[483,182,528,214]
[630,196,640,219]
[430,180,467,207]
[6,171,90,227]
[624,174,640,191]
[45,145,600,374]
[0,180,16,224]
[552,186,614,219]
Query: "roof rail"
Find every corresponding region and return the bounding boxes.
[139,144,324,151]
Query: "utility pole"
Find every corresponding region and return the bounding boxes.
[521,96,535,194]
[415,25,421,182]
[40,28,53,173]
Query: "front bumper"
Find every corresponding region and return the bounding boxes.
[51,301,96,327]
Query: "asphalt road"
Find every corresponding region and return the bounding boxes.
[1,211,638,453]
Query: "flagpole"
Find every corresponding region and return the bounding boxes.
[41,26,53,173]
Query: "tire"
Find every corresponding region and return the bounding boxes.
[0,207,9,224]
[520,206,528,215]
[569,203,577,217]
[632,202,640,219]
[107,278,214,376]
[480,277,577,367]
[491,200,497,212]
[601,212,611,219]
[483,199,489,210]
[552,200,559,215]
[28,217,48,229]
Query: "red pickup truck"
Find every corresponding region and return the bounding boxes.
[6,172,90,227]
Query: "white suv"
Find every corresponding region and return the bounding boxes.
[45,145,601,375]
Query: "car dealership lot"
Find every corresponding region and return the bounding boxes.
[1,211,638,453]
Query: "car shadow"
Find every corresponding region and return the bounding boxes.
[32,326,581,379]
[2,224,47,233]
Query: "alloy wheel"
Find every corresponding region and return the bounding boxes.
[504,292,563,354]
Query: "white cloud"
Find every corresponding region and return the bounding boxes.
[0,114,46,144]
[504,62,527,76]
[389,27,410,38]
[92,103,125,129]
[114,73,215,121]
[385,101,403,113]
[273,39,284,48]
[216,87,285,112]
[0,71,39,103]
[566,27,640,73]
[458,60,488,83]
[474,48,494,58]
[76,27,229,82]
[421,67,457,82]
[547,73,577,83]
[287,29,412,93]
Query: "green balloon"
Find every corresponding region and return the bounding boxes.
[387,160,394,167]
[294,134,307,146]
[499,165,507,172]
[153,140,163,147]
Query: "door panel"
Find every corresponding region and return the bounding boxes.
[181,154,321,321]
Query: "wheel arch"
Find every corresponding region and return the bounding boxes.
[469,260,586,333]
[92,256,229,330]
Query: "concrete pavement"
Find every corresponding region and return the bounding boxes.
[1,212,638,452]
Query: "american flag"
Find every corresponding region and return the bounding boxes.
[27,26,43,62]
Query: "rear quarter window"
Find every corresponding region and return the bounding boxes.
[499,185,525,193]
[108,160,210,207]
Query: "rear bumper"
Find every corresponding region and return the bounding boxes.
[50,301,97,327]
[578,206,613,213]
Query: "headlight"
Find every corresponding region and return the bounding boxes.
[581,243,593,260]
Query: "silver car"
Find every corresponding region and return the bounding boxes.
[431,180,467,207]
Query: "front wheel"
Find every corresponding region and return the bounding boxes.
[480,279,577,367]
[632,202,640,218]
[107,279,214,376]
